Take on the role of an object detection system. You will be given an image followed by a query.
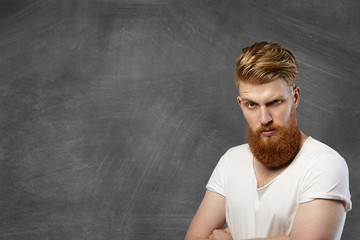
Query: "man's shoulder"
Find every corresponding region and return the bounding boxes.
[298,137,346,168]
[296,137,352,213]
[218,143,253,165]
[215,143,253,173]
[225,143,251,155]
[303,137,343,158]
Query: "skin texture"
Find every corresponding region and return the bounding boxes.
[209,228,232,240]
[185,79,346,240]
[185,190,226,240]
[237,79,299,134]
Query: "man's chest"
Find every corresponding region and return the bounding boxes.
[225,172,301,225]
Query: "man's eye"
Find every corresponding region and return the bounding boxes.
[246,102,256,109]
[270,100,283,105]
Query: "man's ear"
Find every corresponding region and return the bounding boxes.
[293,86,300,108]
[237,96,242,108]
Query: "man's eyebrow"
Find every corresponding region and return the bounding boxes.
[265,95,287,105]
[268,95,286,101]
[240,95,286,104]
[240,97,257,103]
[240,97,250,102]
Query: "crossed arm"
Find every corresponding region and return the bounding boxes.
[185,190,346,240]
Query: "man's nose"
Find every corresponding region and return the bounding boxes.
[260,106,272,125]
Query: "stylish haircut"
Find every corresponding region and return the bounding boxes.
[235,42,298,90]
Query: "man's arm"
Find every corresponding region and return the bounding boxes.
[186,194,345,240]
[247,199,345,240]
[185,190,227,240]
[241,199,345,240]
[290,199,345,239]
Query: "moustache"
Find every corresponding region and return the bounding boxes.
[255,123,282,134]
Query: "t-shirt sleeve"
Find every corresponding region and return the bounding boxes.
[299,151,352,212]
[206,154,226,197]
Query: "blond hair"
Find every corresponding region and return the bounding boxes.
[235,42,298,90]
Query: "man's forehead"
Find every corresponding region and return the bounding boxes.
[239,80,292,100]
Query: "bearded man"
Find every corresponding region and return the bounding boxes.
[185,42,351,240]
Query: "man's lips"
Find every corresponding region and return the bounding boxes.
[260,129,277,137]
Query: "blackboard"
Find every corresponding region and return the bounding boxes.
[0,1,359,239]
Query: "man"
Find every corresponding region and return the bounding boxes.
[185,42,352,240]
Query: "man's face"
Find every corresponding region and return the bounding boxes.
[237,78,299,134]
[237,79,301,167]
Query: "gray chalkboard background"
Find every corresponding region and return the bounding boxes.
[0,1,359,239]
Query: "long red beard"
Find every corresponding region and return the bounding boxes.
[248,107,301,168]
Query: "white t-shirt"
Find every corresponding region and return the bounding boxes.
[206,137,352,240]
